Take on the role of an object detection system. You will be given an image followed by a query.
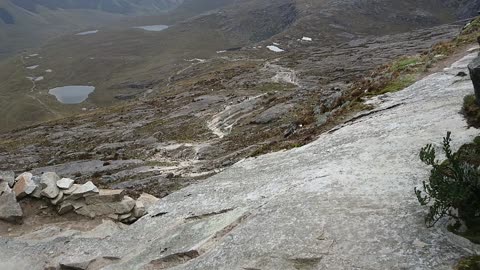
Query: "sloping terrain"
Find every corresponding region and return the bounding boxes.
[0,46,479,270]
[0,24,462,198]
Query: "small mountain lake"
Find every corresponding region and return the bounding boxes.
[49,86,95,104]
[133,25,169,32]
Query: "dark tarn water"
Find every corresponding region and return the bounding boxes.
[49,86,95,104]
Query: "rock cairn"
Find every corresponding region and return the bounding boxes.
[0,170,159,224]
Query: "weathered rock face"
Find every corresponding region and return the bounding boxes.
[0,191,22,223]
[0,171,15,187]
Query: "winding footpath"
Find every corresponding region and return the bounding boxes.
[1,50,480,270]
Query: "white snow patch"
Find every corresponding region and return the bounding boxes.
[133,25,169,32]
[267,45,284,53]
[186,58,206,63]
[273,42,280,46]
[34,76,44,82]
[29,54,38,57]
[76,30,99,36]
[45,69,53,73]
[26,65,39,70]
[216,50,227,54]
[301,36,313,41]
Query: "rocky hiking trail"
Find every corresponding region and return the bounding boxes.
[1,47,480,269]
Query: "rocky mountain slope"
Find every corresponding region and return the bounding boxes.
[0,46,479,270]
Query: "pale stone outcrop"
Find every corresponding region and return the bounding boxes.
[12,174,37,199]
[0,191,22,223]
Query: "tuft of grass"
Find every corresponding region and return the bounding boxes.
[456,256,480,270]
[463,95,480,128]
[392,57,422,72]
[376,75,416,95]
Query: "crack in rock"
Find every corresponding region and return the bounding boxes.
[185,208,235,220]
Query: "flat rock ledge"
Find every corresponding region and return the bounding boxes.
[1,50,480,269]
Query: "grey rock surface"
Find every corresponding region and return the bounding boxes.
[66,181,99,200]
[1,51,480,269]
[0,191,23,223]
[56,178,74,189]
[0,170,15,187]
[40,172,60,199]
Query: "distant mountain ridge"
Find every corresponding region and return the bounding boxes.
[6,0,183,14]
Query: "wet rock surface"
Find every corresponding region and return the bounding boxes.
[0,50,479,270]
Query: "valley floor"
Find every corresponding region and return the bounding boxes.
[1,47,479,269]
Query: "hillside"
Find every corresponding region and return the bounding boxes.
[0,42,479,270]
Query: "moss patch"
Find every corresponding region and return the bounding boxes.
[456,256,480,270]
[463,95,480,128]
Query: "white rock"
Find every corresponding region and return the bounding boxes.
[66,181,99,200]
[133,201,146,218]
[301,36,313,41]
[57,178,74,189]
[137,193,159,211]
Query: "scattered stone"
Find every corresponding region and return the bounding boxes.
[133,201,146,218]
[66,181,99,200]
[63,184,79,195]
[30,176,43,198]
[457,71,468,77]
[85,189,125,205]
[57,178,74,189]
[119,212,132,221]
[58,203,74,215]
[40,172,61,199]
[0,171,15,187]
[137,193,159,211]
[75,196,135,218]
[0,192,23,223]
[12,174,37,199]
[51,191,64,205]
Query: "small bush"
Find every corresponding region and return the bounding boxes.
[415,132,480,228]
[463,95,480,128]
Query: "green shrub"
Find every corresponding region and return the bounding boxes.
[415,132,480,228]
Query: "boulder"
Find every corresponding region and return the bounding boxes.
[12,174,37,199]
[57,178,74,189]
[40,172,60,199]
[0,171,15,187]
[468,56,480,104]
[0,192,23,223]
[75,196,135,218]
[85,189,125,205]
[66,181,99,200]
[137,193,159,211]
[133,201,146,218]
